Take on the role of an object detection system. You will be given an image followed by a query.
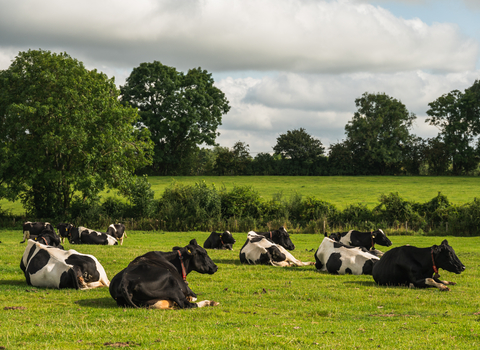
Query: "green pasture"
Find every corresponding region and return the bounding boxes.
[0,230,479,349]
[2,176,480,216]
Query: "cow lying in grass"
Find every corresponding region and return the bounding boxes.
[315,237,380,275]
[109,239,219,309]
[20,240,109,289]
[240,232,314,267]
[372,239,465,291]
[254,226,295,250]
[203,230,236,250]
[328,229,391,257]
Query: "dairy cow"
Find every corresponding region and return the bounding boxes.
[20,240,110,289]
[31,228,63,249]
[372,240,465,291]
[21,221,55,243]
[106,223,127,245]
[328,229,392,256]
[254,226,295,250]
[57,223,74,243]
[203,231,236,250]
[109,239,219,309]
[314,237,380,275]
[70,226,118,245]
[240,232,314,267]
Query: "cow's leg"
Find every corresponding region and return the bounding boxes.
[411,278,450,291]
[147,300,176,309]
[433,276,456,286]
[196,300,220,308]
[21,231,30,243]
[119,237,123,245]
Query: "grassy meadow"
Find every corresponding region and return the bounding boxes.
[2,176,480,216]
[0,230,479,349]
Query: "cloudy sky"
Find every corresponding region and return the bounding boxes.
[1,0,479,155]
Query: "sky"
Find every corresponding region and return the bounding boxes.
[1,0,479,155]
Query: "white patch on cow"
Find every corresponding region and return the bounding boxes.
[242,232,313,267]
[106,234,118,246]
[22,240,110,289]
[315,237,380,275]
[339,230,354,246]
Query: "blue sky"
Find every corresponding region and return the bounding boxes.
[0,0,479,154]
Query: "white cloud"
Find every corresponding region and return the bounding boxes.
[0,0,477,74]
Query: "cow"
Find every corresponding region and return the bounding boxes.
[254,226,295,250]
[203,230,236,250]
[21,221,55,243]
[328,229,392,256]
[31,228,64,249]
[57,223,75,243]
[70,226,118,245]
[240,232,314,267]
[106,223,127,245]
[109,239,219,309]
[372,240,465,291]
[314,237,380,275]
[20,240,110,289]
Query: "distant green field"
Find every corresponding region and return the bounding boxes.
[1,176,479,216]
[0,230,478,349]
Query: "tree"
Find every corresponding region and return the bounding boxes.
[120,61,230,175]
[327,141,354,175]
[345,92,416,175]
[0,49,153,217]
[426,81,480,175]
[232,141,253,175]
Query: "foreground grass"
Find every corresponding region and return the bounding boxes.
[0,230,479,349]
[2,176,480,215]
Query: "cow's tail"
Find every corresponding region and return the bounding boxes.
[120,273,139,309]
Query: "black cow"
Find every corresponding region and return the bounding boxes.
[240,232,314,267]
[21,221,55,243]
[372,240,465,291]
[70,226,118,245]
[20,240,110,289]
[31,228,64,249]
[106,223,127,245]
[109,239,219,309]
[57,223,74,243]
[328,229,392,256]
[314,237,379,275]
[254,226,295,250]
[203,231,236,250]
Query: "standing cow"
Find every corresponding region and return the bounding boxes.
[328,229,392,256]
[20,240,110,289]
[106,223,127,245]
[21,222,55,243]
[109,239,218,309]
[372,240,465,291]
[57,223,74,243]
[70,226,118,245]
[315,237,380,275]
[203,231,236,250]
[254,226,295,250]
[240,232,314,267]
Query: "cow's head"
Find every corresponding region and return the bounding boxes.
[219,231,236,245]
[177,239,218,275]
[56,223,74,238]
[372,229,392,247]
[433,240,465,274]
[327,232,342,241]
[273,227,295,251]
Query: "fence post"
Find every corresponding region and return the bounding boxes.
[323,220,325,235]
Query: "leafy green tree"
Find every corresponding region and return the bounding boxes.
[252,152,277,175]
[213,146,235,175]
[0,49,153,218]
[327,141,354,175]
[232,141,253,175]
[345,92,416,175]
[120,61,230,175]
[426,81,480,175]
[423,137,450,175]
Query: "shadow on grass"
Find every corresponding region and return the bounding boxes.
[0,280,26,286]
[343,280,377,287]
[75,297,118,309]
[213,259,242,265]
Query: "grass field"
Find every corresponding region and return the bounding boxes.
[1,230,479,349]
[2,176,480,216]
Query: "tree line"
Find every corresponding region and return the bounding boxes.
[0,49,479,219]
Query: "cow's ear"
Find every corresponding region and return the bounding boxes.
[441,239,449,246]
[189,239,198,246]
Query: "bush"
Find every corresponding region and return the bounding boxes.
[220,185,262,219]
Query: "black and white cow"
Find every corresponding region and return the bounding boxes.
[106,223,127,245]
[109,239,219,309]
[240,232,314,267]
[203,231,236,250]
[254,226,295,250]
[314,237,380,275]
[31,228,64,249]
[328,229,392,256]
[70,226,118,245]
[20,240,110,289]
[57,223,75,243]
[372,240,465,291]
[21,221,55,243]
